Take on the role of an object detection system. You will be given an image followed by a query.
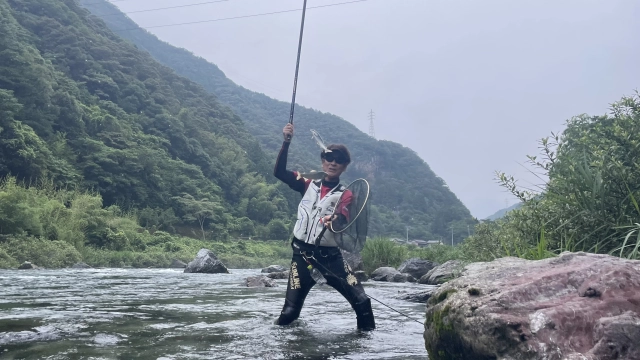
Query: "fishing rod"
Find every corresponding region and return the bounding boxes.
[286,0,308,141]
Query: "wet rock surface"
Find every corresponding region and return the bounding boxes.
[396,286,439,303]
[418,260,463,285]
[184,249,229,274]
[266,271,289,279]
[18,261,38,270]
[423,252,640,360]
[261,265,287,273]
[397,258,438,280]
[244,275,277,287]
[372,267,415,283]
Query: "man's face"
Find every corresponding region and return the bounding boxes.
[321,150,348,180]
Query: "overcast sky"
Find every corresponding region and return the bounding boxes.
[107,0,640,218]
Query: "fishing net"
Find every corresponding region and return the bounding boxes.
[308,129,371,252]
[328,178,371,253]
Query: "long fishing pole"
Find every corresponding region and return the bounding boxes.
[286,0,308,141]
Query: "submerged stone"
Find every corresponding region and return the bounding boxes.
[244,275,277,287]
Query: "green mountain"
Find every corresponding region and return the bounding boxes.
[485,202,522,221]
[0,0,290,240]
[79,0,476,241]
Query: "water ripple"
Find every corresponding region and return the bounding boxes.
[0,269,428,359]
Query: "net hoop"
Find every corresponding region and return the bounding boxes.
[330,178,370,233]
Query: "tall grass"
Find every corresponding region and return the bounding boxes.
[361,237,408,274]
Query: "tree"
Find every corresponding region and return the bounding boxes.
[173,194,223,241]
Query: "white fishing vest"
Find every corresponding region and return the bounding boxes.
[293,180,345,247]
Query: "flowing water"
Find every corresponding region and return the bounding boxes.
[0,268,429,359]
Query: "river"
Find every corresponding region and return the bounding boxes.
[0,268,429,359]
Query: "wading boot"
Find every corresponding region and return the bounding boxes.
[354,298,375,331]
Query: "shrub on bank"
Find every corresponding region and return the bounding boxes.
[0,235,82,268]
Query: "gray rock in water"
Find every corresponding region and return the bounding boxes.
[397,286,438,303]
[261,265,288,273]
[170,259,187,268]
[18,261,38,270]
[371,267,402,282]
[354,270,368,282]
[267,271,290,279]
[397,258,439,279]
[391,273,412,283]
[419,260,464,285]
[423,252,640,360]
[184,249,229,274]
[244,275,277,287]
[71,262,92,269]
[341,249,364,272]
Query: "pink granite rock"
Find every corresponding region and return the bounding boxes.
[423,252,640,360]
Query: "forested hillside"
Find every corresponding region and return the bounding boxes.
[0,0,291,241]
[80,0,476,241]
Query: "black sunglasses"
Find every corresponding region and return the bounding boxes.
[321,151,347,164]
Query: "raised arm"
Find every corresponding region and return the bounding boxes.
[274,124,308,196]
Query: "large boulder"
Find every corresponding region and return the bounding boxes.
[423,252,640,360]
[18,261,38,270]
[184,249,229,274]
[419,260,463,285]
[397,258,438,279]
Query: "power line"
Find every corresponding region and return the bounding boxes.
[110,0,373,32]
[94,0,233,18]
[82,0,154,6]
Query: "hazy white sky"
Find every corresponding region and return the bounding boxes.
[107,0,640,218]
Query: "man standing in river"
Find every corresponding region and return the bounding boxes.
[272,123,376,331]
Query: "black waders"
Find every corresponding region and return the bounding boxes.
[275,239,376,331]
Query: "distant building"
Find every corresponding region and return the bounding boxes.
[408,239,443,248]
[389,238,444,247]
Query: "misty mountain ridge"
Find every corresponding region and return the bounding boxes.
[80,0,477,241]
[485,202,523,221]
[0,0,475,241]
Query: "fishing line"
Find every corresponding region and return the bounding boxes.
[92,0,233,17]
[109,0,374,31]
[82,0,152,6]
[308,258,425,326]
